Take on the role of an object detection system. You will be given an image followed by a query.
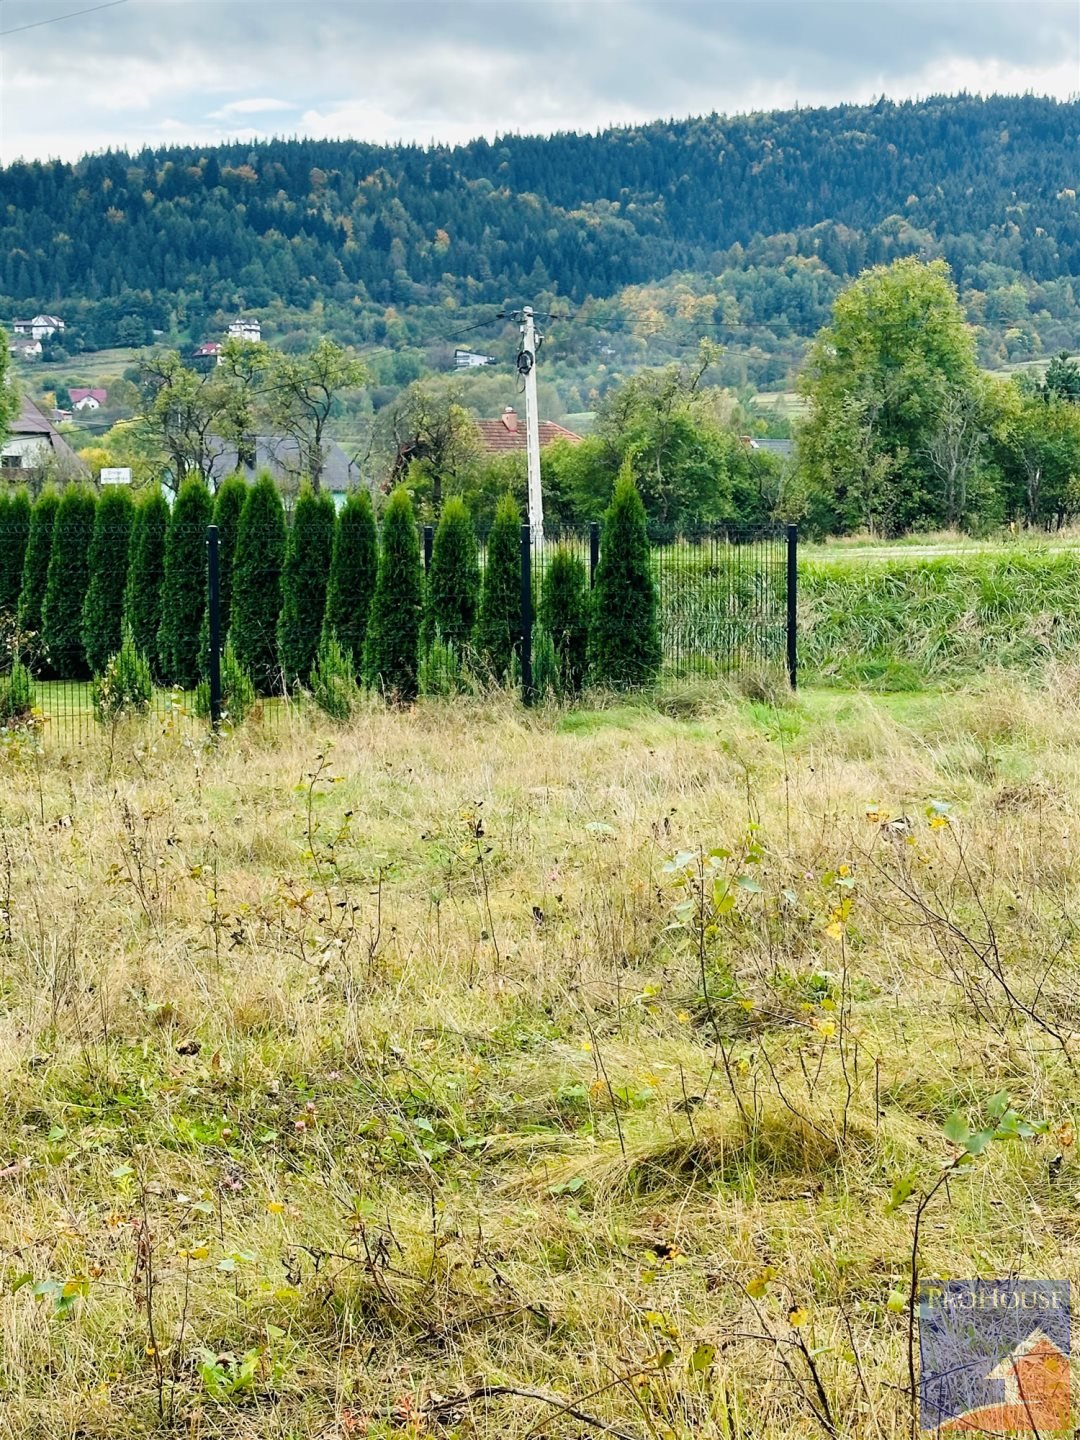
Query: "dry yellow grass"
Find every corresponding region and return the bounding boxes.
[0,679,1079,1438]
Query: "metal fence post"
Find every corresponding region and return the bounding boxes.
[786,523,798,691]
[423,523,434,574]
[589,521,600,588]
[520,522,534,707]
[207,524,223,729]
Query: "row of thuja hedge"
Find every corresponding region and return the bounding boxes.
[0,466,662,716]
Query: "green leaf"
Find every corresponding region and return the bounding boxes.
[885,1173,916,1214]
[689,1341,716,1373]
[735,875,763,894]
[943,1111,970,1146]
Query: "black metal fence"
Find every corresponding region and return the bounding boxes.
[514,522,795,704]
[0,502,796,746]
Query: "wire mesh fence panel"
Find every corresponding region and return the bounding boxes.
[651,526,790,680]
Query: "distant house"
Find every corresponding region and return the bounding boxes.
[13,315,65,341]
[1,395,88,479]
[208,434,361,505]
[454,348,496,369]
[227,318,261,343]
[474,406,583,456]
[70,388,108,411]
[739,436,794,459]
[192,340,225,371]
[8,337,42,360]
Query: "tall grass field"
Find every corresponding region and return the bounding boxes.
[0,676,1079,1438]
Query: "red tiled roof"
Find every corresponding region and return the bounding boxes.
[70,388,107,405]
[475,408,583,455]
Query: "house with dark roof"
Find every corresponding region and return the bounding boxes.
[475,406,583,456]
[1,395,88,482]
[208,434,362,504]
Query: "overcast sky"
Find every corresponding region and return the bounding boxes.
[0,0,1077,165]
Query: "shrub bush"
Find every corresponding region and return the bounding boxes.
[278,483,336,686]
[539,546,590,694]
[157,475,212,689]
[363,487,423,704]
[322,489,378,671]
[82,485,135,675]
[589,466,661,689]
[211,473,248,637]
[424,497,480,651]
[42,484,98,680]
[195,641,256,725]
[531,624,558,700]
[230,473,286,693]
[475,493,520,680]
[0,490,31,621]
[124,489,170,674]
[92,625,152,722]
[310,633,357,721]
[18,487,60,668]
[0,658,35,723]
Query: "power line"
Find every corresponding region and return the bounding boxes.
[0,0,128,37]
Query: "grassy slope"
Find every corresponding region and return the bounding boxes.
[800,549,1080,687]
[0,682,1078,1437]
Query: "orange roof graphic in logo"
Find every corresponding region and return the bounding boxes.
[938,1329,1070,1433]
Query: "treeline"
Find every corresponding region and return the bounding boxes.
[2,95,1078,378]
[796,258,1080,535]
[0,469,663,720]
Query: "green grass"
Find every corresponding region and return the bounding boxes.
[1,682,1079,1437]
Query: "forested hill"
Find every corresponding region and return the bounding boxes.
[1,94,1078,365]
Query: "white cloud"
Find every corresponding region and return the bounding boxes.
[0,0,1075,162]
[210,97,300,119]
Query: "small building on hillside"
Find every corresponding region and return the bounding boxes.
[739,436,794,459]
[192,341,224,371]
[7,337,42,360]
[454,348,496,369]
[208,434,361,507]
[13,315,65,341]
[70,388,108,411]
[1,395,88,481]
[474,406,583,456]
[227,318,262,343]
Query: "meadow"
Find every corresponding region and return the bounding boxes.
[0,671,1078,1439]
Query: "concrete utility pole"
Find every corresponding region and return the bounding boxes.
[518,306,544,552]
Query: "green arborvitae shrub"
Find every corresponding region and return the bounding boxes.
[424,497,480,652]
[475,493,521,680]
[156,475,212,689]
[311,633,358,721]
[531,624,558,700]
[363,486,423,704]
[0,658,35,723]
[195,641,256,725]
[539,546,590,694]
[17,487,59,671]
[42,485,98,680]
[124,489,170,674]
[230,472,286,693]
[322,489,377,671]
[196,473,249,679]
[589,466,661,689]
[277,483,336,686]
[82,485,135,675]
[0,490,31,621]
[212,473,248,637]
[92,624,152,722]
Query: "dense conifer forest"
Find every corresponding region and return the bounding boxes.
[1,94,1078,385]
